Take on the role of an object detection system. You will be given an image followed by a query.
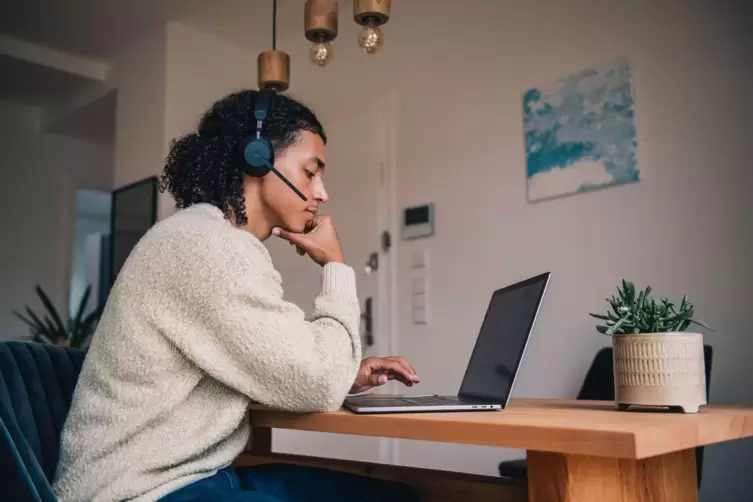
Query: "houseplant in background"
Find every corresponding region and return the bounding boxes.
[12,284,103,349]
[590,280,713,413]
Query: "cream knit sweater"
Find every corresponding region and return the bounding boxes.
[52,203,362,502]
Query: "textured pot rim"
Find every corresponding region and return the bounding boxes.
[611,332,703,337]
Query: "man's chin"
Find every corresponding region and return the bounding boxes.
[280,221,308,234]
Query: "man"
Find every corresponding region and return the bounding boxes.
[52,89,420,502]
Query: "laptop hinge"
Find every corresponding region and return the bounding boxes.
[458,393,505,404]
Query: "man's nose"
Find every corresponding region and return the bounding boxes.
[314,181,328,203]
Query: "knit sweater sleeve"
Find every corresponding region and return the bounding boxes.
[149,229,363,413]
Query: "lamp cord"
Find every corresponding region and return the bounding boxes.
[272,0,277,50]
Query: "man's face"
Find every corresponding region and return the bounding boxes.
[259,130,328,233]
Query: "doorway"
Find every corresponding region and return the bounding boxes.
[68,176,159,320]
[68,188,112,319]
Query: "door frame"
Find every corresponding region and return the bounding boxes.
[375,91,400,465]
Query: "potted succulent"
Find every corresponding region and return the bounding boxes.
[590,280,713,413]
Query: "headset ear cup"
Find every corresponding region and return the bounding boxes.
[241,137,273,177]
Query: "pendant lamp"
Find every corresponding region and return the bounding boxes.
[258,0,290,91]
[353,0,390,54]
[305,0,338,67]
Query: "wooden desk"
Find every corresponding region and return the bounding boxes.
[234,398,753,502]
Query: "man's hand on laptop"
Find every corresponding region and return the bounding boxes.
[350,356,421,394]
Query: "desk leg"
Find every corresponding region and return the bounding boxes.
[250,426,272,455]
[526,449,698,502]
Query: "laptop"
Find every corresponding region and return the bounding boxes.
[343,271,551,414]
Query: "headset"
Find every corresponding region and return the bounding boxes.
[240,88,308,201]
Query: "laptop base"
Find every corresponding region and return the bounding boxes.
[344,395,503,414]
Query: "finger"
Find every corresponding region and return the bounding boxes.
[366,374,389,387]
[387,357,419,380]
[379,361,418,386]
[303,217,319,234]
[296,246,305,255]
[272,227,308,247]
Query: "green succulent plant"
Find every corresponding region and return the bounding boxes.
[590,280,713,335]
[12,284,103,348]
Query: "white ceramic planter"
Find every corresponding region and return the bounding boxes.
[612,332,706,413]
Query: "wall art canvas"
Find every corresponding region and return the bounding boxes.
[523,57,639,202]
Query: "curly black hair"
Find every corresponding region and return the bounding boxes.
[159,89,326,227]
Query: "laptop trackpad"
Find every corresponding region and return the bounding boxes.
[347,396,463,407]
[346,397,425,407]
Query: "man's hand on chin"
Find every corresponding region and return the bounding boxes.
[350,356,420,394]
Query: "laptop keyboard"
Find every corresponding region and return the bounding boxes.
[400,396,463,406]
[345,395,464,408]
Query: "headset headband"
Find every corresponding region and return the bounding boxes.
[254,89,274,139]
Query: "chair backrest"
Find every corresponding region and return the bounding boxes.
[0,341,86,502]
[576,347,615,401]
[576,344,714,489]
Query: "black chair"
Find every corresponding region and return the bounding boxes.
[498,344,714,489]
[0,340,87,502]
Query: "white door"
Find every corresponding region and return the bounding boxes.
[263,91,397,465]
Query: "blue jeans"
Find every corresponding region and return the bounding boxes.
[158,464,419,502]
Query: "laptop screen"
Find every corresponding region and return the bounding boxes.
[458,272,550,403]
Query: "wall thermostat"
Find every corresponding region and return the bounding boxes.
[401,203,434,240]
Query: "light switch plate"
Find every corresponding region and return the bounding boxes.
[412,306,428,324]
[412,292,426,308]
[411,250,428,269]
[412,277,426,294]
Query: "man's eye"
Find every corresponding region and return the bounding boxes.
[305,170,316,179]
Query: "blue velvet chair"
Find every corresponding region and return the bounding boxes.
[0,340,86,502]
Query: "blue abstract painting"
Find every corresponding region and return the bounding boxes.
[523,57,639,202]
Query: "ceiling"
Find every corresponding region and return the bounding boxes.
[0,0,301,60]
[0,0,303,144]
[46,89,117,145]
[0,54,99,108]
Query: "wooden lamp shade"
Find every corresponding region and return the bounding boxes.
[305,0,338,43]
[353,0,390,26]
[257,50,290,91]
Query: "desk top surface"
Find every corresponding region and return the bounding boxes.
[248,398,753,459]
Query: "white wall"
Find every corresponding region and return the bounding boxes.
[0,99,113,340]
[270,1,752,500]
[405,2,752,499]
[160,22,260,219]
[109,27,167,192]
[107,22,256,219]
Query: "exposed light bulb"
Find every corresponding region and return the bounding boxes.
[309,40,334,66]
[357,25,383,54]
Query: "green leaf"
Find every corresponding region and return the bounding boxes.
[70,305,103,348]
[606,316,629,335]
[25,308,52,337]
[43,316,60,338]
[12,309,45,333]
[637,290,646,310]
[70,285,91,342]
[688,318,715,332]
[663,312,691,324]
[589,313,618,321]
[34,285,67,338]
[33,332,55,344]
[625,281,635,305]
